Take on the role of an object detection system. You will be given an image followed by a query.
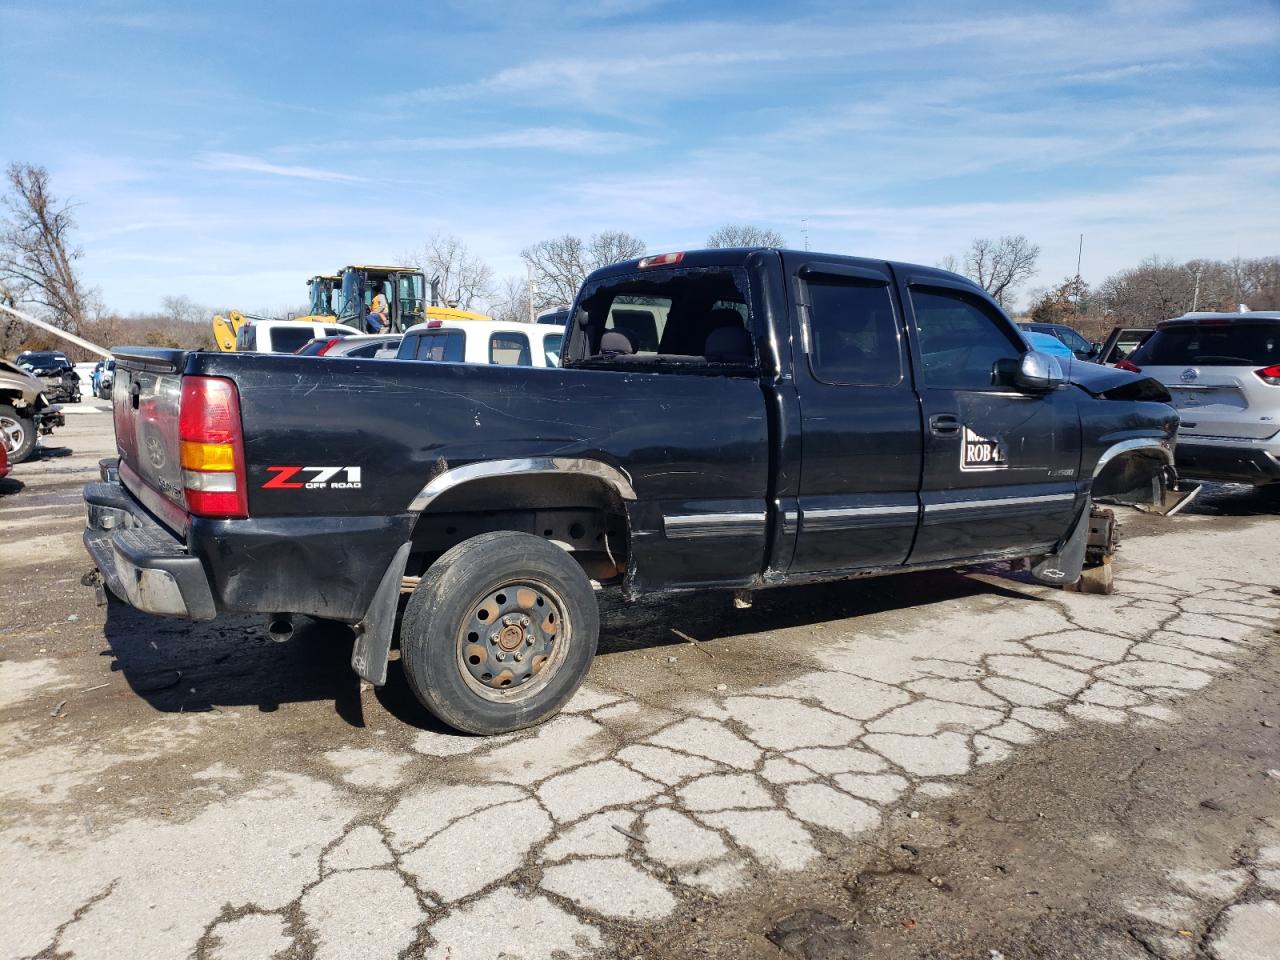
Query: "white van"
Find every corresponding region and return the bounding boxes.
[234,319,353,354]
[397,320,563,368]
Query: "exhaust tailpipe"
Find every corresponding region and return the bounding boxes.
[266,615,294,644]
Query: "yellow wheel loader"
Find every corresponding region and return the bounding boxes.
[212,266,489,351]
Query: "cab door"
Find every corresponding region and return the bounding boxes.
[898,274,1082,565]
[786,256,923,574]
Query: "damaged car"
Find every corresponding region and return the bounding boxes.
[1,357,65,463]
[84,248,1178,735]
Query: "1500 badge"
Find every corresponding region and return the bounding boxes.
[263,466,363,490]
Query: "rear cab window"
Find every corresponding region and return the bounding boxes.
[1129,323,1280,367]
[399,330,466,362]
[565,265,756,372]
[268,326,320,354]
[489,331,531,366]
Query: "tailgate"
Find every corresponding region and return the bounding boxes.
[111,349,191,522]
[1144,365,1277,440]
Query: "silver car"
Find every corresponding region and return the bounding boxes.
[1120,312,1280,484]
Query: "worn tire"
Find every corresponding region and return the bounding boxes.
[0,405,36,464]
[400,531,599,735]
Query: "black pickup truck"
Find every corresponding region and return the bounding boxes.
[83,248,1177,734]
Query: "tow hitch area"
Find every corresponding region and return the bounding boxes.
[81,568,107,606]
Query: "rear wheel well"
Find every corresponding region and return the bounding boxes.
[406,473,630,584]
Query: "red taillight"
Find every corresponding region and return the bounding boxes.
[638,252,684,269]
[178,376,247,518]
[1115,358,1142,372]
[316,337,342,356]
[1256,364,1280,386]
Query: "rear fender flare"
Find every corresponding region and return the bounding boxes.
[407,457,637,513]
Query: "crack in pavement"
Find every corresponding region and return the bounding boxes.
[2,511,1278,959]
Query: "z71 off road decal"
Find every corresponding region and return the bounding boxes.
[961,426,1007,471]
[263,466,363,490]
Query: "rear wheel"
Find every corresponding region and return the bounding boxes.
[0,405,36,464]
[400,531,599,735]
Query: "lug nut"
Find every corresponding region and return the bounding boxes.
[496,653,506,661]
[514,653,524,662]
[525,636,534,646]
[520,615,531,626]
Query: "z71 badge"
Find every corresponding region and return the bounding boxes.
[263,466,363,490]
[961,426,1007,471]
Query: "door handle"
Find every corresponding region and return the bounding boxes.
[929,413,961,436]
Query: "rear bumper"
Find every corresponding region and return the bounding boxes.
[82,471,413,622]
[82,480,217,620]
[1175,440,1280,485]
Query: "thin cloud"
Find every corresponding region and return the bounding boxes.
[198,153,367,183]
[337,126,657,156]
[1063,61,1188,83]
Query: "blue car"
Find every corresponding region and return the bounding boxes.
[1022,330,1076,360]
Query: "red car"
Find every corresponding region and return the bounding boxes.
[0,441,9,479]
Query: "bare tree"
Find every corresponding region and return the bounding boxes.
[955,235,1040,307]
[588,230,647,269]
[161,294,210,325]
[406,234,494,309]
[521,230,645,310]
[0,163,90,332]
[487,275,532,325]
[706,224,786,248]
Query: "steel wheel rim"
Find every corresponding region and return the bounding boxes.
[454,577,570,703]
[0,415,24,453]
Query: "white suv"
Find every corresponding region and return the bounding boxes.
[1120,312,1280,485]
[397,320,563,368]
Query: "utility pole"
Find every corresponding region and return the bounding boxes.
[1074,233,1084,313]
[527,262,537,324]
[801,218,809,251]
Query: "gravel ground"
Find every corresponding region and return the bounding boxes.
[1,397,1277,960]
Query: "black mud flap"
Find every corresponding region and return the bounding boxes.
[351,542,411,685]
[1031,505,1090,587]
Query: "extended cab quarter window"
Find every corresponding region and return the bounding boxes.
[567,266,756,371]
[911,287,1025,390]
[805,277,902,385]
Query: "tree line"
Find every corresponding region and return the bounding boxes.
[2,160,1276,359]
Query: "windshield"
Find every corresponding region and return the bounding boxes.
[308,279,332,316]
[1055,326,1091,353]
[337,270,363,327]
[1129,322,1280,367]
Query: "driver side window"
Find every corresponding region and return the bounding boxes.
[910,287,1024,390]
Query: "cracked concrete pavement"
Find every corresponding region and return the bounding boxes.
[2,400,1278,959]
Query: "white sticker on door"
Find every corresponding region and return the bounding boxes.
[962,426,1007,471]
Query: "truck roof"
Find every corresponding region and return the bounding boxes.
[584,247,980,292]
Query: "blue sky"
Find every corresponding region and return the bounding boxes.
[1,0,1277,314]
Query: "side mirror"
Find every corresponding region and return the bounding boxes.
[994,351,1066,392]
